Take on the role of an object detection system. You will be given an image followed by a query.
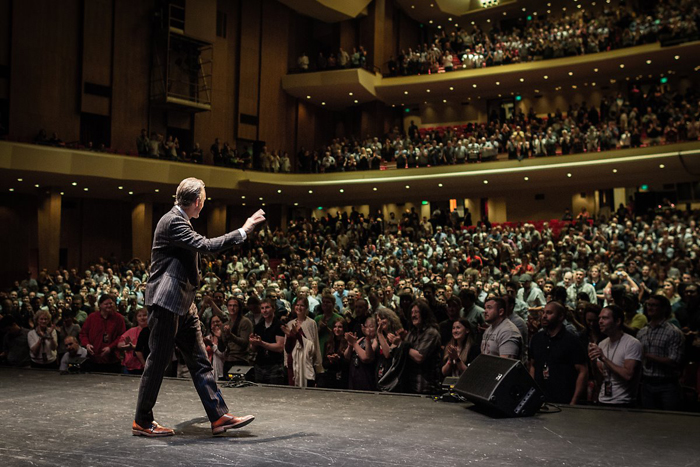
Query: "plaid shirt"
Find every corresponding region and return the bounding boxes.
[636,321,684,379]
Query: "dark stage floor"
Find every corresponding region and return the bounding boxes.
[0,368,698,467]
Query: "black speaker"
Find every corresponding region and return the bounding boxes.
[453,354,544,417]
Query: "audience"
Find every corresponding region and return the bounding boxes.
[1,201,700,410]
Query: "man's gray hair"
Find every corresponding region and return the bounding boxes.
[175,177,205,207]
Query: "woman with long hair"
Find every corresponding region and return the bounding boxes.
[118,308,148,374]
[442,318,479,377]
[319,319,349,389]
[395,298,442,394]
[344,315,378,391]
[375,307,406,392]
[221,296,253,374]
[283,297,323,387]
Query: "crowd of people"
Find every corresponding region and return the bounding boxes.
[298,83,700,172]
[1,200,699,411]
[387,0,699,77]
[296,46,369,73]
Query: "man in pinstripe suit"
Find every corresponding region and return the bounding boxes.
[133,177,265,437]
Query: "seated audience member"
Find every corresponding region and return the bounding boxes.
[344,315,378,391]
[529,301,588,405]
[395,298,442,394]
[0,316,31,367]
[442,318,479,377]
[636,295,685,411]
[203,315,225,380]
[222,296,253,373]
[59,336,88,374]
[588,305,642,407]
[283,298,323,387]
[320,319,349,389]
[118,308,148,375]
[79,294,126,373]
[249,298,286,385]
[481,297,523,360]
[376,307,406,392]
[27,310,58,369]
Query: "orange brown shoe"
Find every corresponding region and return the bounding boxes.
[132,420,175,437]
[211,413,255,435]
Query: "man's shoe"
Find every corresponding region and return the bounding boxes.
[211,413,255,435]
[132,420,175,437]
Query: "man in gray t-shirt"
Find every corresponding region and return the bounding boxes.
[480,297,523,360]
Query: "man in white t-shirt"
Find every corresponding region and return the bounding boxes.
[588,305,642,406]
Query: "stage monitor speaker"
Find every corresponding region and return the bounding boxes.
[453,354,544,417]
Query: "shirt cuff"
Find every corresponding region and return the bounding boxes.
[238,228,247,240]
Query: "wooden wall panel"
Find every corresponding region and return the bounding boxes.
[82,0,113,88]
[0,194,36,287]
[9,0,81,142]
[0,0,10,100]
[258,0,294,153]
[237,0,261,141]
[111,0,153,152]
[194,0,239,153]
[184,0,216,44]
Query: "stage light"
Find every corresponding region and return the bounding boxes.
[17,178,22,182]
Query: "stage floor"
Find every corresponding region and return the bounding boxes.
[0,368,698,467]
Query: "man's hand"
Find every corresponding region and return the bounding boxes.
[86,344,95,355]
[100,347,111,357]
[242,209,266,235]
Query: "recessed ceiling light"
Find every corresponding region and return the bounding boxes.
[207,197,211,201]
[373,187,377,191]
[404,91,408,95]
[472,84,477,88]
[154,189,159,192]
[308,190,313,194]
[354,100,358,103]
[294,202,299,206]
[674,55,680,60]
[118,186,123,190]
[242,202,246,206]
[60,192,64,195]
[426,89,430,93]
[259,197,263,201]
[321,102,326,106]
[348,92,353,96]
[524,177,529,181]
[594,68,599,72]
[306,95,311,99]
[9,188,14,192]
[84,188,89,191]
[339,189,344,193]
[543,75,548,79]
[241,195,246,199]
[262,203,266,206]
[646,60,652,65]
[659,164,665,169]
[443,99,447,103]
[72,182,77,186]
[277,189,282,193]
[567,173,572,178]
[448,17,452,21]
[496,81,500,85]
[438,183,443,187]
[405,185,410,189]
[17,178,23,182]
[429,20,433,24]
[483,180,488,184]
[519,78,524,82]
[612,169,618,173]
[619,64,625,69]
[449,86,454,91]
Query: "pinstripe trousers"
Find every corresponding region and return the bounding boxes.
[135,304,228,426]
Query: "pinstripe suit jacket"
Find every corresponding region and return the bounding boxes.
[145,206,244,315]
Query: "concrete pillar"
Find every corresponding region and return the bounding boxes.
[487,198,507,223]
[37,189,62,270]
[206,202,227,238]
[613,187,626,211]
[464,198,480,226]
[131,200,153,262]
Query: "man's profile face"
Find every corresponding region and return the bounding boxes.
[191,188,206,219]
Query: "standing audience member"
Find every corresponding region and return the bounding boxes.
[27,310,58,369]
[344,315,378,391]
[283,298,323,387]
[481,297,523,360]
[529,301,588,405]
[0,316,31,367]
[79,294,126,373]
[588,305,642,407]
[249,298,286,384]
[636,295,685,410]
[222,297,253,373]
[396,298,442,394]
